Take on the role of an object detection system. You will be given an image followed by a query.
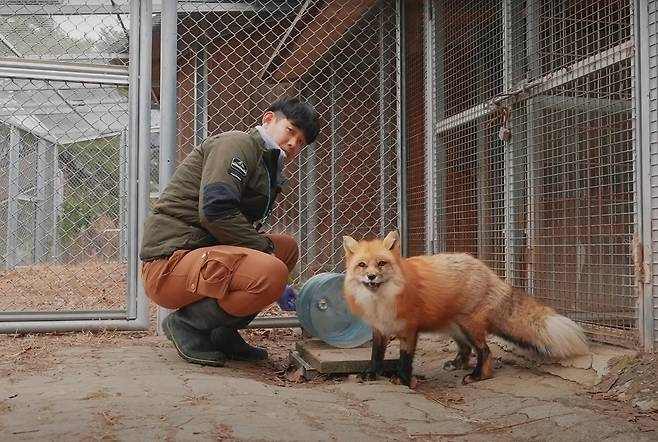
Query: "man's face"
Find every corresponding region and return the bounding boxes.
[261,111,307,162]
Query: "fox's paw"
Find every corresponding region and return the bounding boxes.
[359,371,379,382]
[443,359,465,371]
[391,375,418,389]
[461,373,491,385]
[461,374,475,385]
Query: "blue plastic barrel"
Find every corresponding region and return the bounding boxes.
[296,272,372,348]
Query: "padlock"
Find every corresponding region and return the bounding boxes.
[498,106,512,142]
[499,125,512,142]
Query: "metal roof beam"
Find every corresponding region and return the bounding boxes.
[0,57,129,85]
[0,2,277,16]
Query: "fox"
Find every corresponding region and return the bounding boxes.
[342,230,589,387]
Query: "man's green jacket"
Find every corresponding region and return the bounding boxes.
[140,128,281,261]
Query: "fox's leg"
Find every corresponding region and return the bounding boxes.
[392,329,419,387]
[361,328,389,381]
[463,341,492,384]
[443,325,471,370]
[457,323,493,384]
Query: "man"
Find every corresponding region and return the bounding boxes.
[140,96,320,366]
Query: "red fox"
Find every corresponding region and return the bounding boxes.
[342,231,589,387]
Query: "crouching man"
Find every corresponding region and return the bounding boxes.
[140,96,320,366]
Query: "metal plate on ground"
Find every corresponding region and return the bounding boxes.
[290,338,399,377]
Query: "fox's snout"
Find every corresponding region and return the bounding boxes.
[358,270,385,291]
[360,269,383,283]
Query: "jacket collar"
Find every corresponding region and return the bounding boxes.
[251,127,288,187]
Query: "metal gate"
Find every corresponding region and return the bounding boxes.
[1,0,152,332]
[0,0,402,333]
[427,0,643,348]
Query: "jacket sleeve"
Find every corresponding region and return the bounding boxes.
[198,136,274,253]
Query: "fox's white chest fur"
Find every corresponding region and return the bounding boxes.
[351,283,406,336]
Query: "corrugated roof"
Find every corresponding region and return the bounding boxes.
[0,77,159,144]
[0,1,296,143]
[0,8,138,143]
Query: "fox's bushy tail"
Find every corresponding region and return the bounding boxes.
[490,289,589,359]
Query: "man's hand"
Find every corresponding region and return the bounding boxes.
[276,286,297,311]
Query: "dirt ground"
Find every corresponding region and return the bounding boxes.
[0,300,298,383]
[590,352,658,413]
[2,262,658,439]
[0,262,128,311]
[2,319,658,440]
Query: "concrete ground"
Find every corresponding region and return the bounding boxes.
[1,332,657,441]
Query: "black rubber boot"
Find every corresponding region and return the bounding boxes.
[162,298,229,367]
[210,313,268,361]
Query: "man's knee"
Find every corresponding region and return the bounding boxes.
[218,253,290,317]
[234,254,287,294]
[269,234,299,271]
[289,240,299,265]
[261,256,288,300]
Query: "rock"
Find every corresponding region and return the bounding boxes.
[618,380,633,393]
[559,354,592,370]
[635,399,657,412]
[592,374,618,393]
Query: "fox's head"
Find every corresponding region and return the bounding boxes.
[342,230,404,293]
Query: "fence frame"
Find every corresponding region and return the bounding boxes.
[429,0,652,350]
[5,0,651,349]
[634,0,656,351]
[0,0,152,333]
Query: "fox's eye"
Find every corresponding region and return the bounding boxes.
[377,261,387,267]
[357,262,367,268]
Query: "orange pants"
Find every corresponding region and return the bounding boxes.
[141,234,298,317]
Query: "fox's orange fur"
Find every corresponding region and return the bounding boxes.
[342,231,589,387]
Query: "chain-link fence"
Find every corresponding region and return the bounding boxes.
[0,0,401,329]
[5,0,649,349]
[430,0,638,347]
[162,0,401,285]
[404,0,427,257]
[0,1,141,317]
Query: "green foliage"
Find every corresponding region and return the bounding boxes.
[59,135,123,243]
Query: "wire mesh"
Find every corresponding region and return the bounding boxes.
[405,0,427,257]
[167,0,400,285]
[433,0,637,347]
[0,2,133,313]
[437,119,507,276]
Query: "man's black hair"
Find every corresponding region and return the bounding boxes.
[267,96,320,145]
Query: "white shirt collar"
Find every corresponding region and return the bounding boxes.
[255,125,287,185]
[256,125,279,151]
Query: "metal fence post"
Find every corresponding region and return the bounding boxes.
[119,129,128,263]
[156,0,178,333]
[424,0,436,254]
[397,0,407,257]
[135,0,153,326]
[5,126,19,270]
[35,137,45,262]
[633,0,655,352]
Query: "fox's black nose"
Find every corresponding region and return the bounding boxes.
[367,274,376,281]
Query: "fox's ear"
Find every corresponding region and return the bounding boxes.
[343,236,358,256]
[383,230,400,252]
